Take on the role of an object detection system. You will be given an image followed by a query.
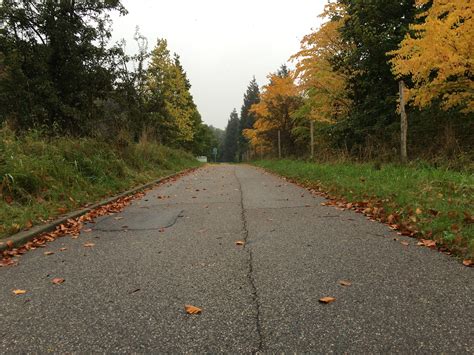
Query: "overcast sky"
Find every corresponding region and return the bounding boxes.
[111,0,326,129]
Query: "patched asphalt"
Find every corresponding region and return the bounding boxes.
[0,164,472,353]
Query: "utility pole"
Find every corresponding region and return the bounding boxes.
[310,120,314,159]
[278,130,281,159]
[399,80,408,163]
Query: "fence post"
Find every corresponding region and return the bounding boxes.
[278,130,281,159]
[399,80,408,163]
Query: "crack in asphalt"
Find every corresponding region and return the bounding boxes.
[234,167,264,354]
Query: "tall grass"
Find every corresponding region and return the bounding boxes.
[0,127,201,238]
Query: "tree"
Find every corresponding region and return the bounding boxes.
[238,77,260,161]
[335,0,417,146]
[0,0,126,133]
[145,39,197,145]
[245,66,302,156]
[390,0,474,113]
[222,109,240,162]
[291,2,351,125]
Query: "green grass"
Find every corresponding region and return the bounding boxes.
[253,159,474,258]
[0,128,201,238]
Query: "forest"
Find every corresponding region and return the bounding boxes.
[220,0,473,169]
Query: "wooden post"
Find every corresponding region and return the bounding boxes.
[278,130,281,159]
[399,80,408,163]
[310,120,314,159]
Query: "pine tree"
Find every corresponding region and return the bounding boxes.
[238,77,260,161]
[222,109,240,162]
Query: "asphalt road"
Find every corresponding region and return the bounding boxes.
[1,164,473,353]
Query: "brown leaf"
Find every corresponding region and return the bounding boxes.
[44,251,54,256]
[415,208,422,215]
[185,304,202,314]
[83,228,92,233]
[401,241,409,246]
[114,216,124,220]
[12,289,26,295]
[420,239,436,248]
[339,280,352,287]
[6,240,14,249]
[387,214,396,224]
[57,207,67,214]
[83,242,95,247]
[319,297,336,304]
[52,278,65,285]
[462,259,473,267]
[5,195,14,204]
[235,240,245,246]
[25,220,33,229]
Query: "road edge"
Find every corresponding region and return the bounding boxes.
[0,167,199,252]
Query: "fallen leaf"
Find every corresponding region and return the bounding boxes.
[25,220,33,229]
[12,289,26,295]
[415,208,422,215]
[185,304,202,314]
[57,207,67,214]
[401,241,409,246]
[83,243,95,247]
[339,280,352,286]
[44,251,54,256]
[235,240,245,246]
[52,278,65,284]
[420,239,436,248]
[319,297,336,304]
[462,259,473,267]
[114,216,124,220]
[6,240,14,249]
[59,247,67,251]
[83,228,92,233]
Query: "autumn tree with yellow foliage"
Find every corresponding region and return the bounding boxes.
[390,0,473,113]
[244,66,302,156]
[291,3,351,124]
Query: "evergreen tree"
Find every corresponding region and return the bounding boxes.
[335,0,416,148]
[222,109,240,162]
[238,77,260,161]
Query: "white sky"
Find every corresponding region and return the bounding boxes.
[111,0,326,129]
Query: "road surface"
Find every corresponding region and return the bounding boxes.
[1,164,473,353]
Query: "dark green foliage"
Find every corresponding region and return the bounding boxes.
[222,109,240,162]
[0,0,126,134]
[334,0,417,149]
[0,1,217,155]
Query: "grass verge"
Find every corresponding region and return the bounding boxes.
[0,128,201,239]
[253,159,474,258]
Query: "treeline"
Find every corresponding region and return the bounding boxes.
[0,0,220,157]
[222,0,473,166]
